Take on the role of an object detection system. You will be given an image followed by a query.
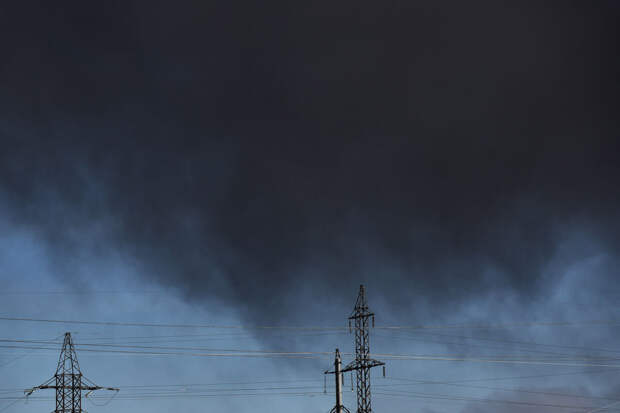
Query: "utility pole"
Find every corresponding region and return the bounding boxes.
[342,285,384,413]
[25,332,118,412]
[325,349,350,413]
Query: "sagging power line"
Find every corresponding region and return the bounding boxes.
[2,316,619,331]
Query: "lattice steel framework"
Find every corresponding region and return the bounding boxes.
[342,285,384,413]
[25,332,118,412]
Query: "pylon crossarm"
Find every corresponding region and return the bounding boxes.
[82,386,106,391]
[341,359,384,373]
[25,384,115,394]
[24,377,55,396]
[24,385,49,396]
[88,386,120,392]
[348,312,374,320]
[82,373,119,392]
[84,386,119,398]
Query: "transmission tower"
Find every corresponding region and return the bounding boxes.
[25,332,118,412]
[324,349,351,413]
[342,285,384,413]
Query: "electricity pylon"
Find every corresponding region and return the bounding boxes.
[25,332,118,412]
[324,349,350,413]
[342,285,384,413]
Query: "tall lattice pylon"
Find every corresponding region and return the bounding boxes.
[25,332,118,412]
[342,285,384,413]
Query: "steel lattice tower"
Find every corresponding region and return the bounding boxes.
[25,332,118,412]
[342,285,384,413]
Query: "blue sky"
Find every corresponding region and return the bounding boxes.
[2,212,620,413]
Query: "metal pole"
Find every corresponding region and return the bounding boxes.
[325,349,351,413]
[335,349,343,413]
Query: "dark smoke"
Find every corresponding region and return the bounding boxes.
[0,0,619,333]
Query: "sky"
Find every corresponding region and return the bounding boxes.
[1,1,620,412]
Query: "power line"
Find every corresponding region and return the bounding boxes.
[382,329,620,355]
[373,332,611,360]
[0,344,328,360]
[373,389,597,410]
[0,316,344,330]
[0,339,332,356]
[372,353,620,368]
[6,337,618,363]
[4,340,620,366]
[377,320,620,330]
[3,315,620,331]
[0,368,615,395]
[384,376,620,403]
[0,291,161,296]
[2,390,329,401]
[0,397,25,413]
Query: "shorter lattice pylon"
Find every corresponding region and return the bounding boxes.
[25,332,118,412]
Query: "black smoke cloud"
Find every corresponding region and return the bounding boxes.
[0,1,619,329]
[457,385,616,413]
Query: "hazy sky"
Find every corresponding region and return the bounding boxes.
[1,1,619,412]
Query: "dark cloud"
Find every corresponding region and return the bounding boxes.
[0,0,619,334]
[459,385,615,413]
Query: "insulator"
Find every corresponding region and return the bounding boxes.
[372,315,375,328]
[383,366,386,377]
